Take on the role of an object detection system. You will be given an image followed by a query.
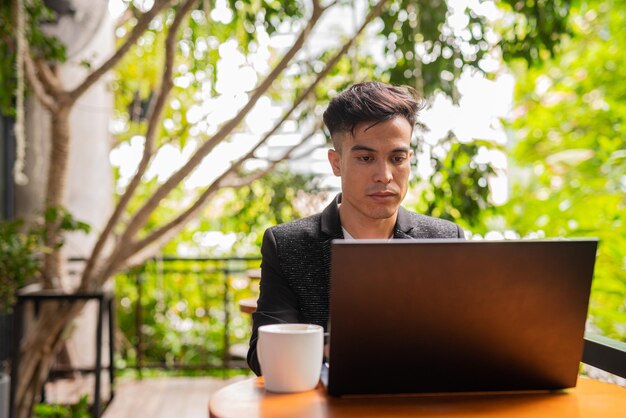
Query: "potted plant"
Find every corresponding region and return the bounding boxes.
[0,219,43,311]
[0,208,91,312]
[0,209,89,418]
[0,218,44,418]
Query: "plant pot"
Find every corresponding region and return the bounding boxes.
[0,313,12,365]
[0,372,9,418]
[0,313,13,418]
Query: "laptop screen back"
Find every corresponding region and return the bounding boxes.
[326,239,597,396]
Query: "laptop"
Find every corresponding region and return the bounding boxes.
[323,239,598,396]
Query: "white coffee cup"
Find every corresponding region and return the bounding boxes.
[257,323,324,393]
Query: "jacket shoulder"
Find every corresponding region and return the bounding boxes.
[266,213,323,241]
[403,210,463,238]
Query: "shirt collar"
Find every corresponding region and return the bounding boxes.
[321,193,414,238]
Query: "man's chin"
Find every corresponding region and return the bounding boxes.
[364,204,399,220]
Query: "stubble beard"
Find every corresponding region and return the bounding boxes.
[359,198,400,220]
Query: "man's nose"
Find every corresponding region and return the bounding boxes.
[373,161,393,183]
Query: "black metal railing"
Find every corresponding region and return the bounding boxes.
[115,256,261,375]
[11,290,115,418]
[583,333,626,379]
[9,256,261,418]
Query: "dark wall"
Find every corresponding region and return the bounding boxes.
[0,314,11,366]
[0,115,15,220]
[0,114,15,365]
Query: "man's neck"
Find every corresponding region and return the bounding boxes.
[338,204,398,239]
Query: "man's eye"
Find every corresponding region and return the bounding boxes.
[358,156,372,162]
[392,156,406,163]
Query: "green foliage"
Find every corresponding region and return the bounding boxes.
[34,395,90,418]
[498,0,574,66]
[43,206,91,245]
[375,0,576,99]
[114,170,315,369]
[108,0,581,247]
[114,258,260,369]
[217,169,318,240]
[157,168,319,256]
[378,0,489,99]
[0,0,66,114]
[0,208,90,313]
[409,134,500,231]
[227,0,305,46]
[111,0,311,239]
[500,0,626,339]
[112,0,306,140]
[0,219,42,313]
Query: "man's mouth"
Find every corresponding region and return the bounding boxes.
[368,190,397,199]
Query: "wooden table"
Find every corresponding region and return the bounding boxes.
[209,377,626,418]
[238,297,258,314]
[238,269,261,314]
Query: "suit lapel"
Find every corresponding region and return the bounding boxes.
[321,193,344,238]
[393,228,415,239]
[394,206,417,239]
[320,194,344,274]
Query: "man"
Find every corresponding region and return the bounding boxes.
[247,81,464,375]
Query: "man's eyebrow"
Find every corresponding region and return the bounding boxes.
[350,145,376,152]
[350,145,411,153]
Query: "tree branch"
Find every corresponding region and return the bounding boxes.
[322,0,340,12]
[23,52,56,111]
[112,118,322,273]
[67,0,175,103]
[34,59,62,95]
[110,1,332,260]
[200,0,391,183]
[80,0,197,288]
[221,123,321,188]
[290,141,327,161]
[214,0,391,173]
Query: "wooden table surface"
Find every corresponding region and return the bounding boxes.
[247,269,262,280]
[238,269,261,314]
[209,376,626,418]
[238,297,258,314]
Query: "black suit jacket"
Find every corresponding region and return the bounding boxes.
[247,194,464,375]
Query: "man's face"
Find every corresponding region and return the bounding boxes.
[328,117,413,222]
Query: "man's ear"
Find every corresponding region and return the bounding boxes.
[328,149,341,177]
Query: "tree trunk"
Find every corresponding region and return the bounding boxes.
[42,104,71,288]
[15,102,76,417]
[14,301,84,418]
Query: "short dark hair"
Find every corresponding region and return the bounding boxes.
[322,81,423,149]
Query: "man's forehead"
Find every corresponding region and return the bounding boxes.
[348,122,412,146]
